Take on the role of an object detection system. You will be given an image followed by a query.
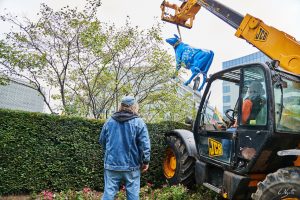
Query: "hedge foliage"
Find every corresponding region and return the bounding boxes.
[0,109,190,195]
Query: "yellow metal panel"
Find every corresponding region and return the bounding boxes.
[160,0,201,28]
[235,14,300,74]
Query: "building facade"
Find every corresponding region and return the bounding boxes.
[0,79,44,112]
[222,51,270,112]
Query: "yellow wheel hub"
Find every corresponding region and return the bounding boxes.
[163,147,177,178]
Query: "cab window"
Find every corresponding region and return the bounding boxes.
[200,70,240,131]
[240,67,267,126]
[274,77,300,132]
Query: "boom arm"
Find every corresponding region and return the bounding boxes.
[161,0,300,74]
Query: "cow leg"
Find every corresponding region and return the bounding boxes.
[197,73,207,91]
[184,67,199,86]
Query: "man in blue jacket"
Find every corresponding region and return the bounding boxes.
[99,96,151,200]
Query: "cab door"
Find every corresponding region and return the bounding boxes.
[235,65,270,171]
[195,68,241,166]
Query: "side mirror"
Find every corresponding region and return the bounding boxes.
[185,116,193,125]
[275,80,288,89]
[281,80,288,88]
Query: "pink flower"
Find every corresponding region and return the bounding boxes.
[83,187,91,193]
[41,190,53,200]
[147,182,153,187]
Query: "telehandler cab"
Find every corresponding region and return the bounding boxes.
[163,62,300,199]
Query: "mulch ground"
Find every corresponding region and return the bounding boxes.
[0,196,31,200]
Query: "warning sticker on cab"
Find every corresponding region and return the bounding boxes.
[208,138,223,157]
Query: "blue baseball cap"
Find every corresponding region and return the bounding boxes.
[121,96,136,106]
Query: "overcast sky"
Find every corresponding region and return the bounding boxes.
[0,0,299,82]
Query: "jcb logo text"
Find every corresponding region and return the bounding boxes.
[208,138,223,157]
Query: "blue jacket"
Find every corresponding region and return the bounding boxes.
[99,111,151,171]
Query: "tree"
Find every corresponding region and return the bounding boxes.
[0,0,102,114]
[0,0,195,121]
[65,17,180,119]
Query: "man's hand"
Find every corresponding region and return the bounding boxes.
[141,164,149,173]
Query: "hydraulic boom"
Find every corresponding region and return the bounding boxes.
[161,0,300,74]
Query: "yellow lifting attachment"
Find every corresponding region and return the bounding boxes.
[160,0,200,29]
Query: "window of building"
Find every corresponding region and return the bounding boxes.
[223,95,231,103]
[223,85,230,93]
[223,105,231,111]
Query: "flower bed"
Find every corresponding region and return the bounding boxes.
[0,185,221,200]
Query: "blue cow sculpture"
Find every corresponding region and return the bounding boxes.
[166,34,214,91]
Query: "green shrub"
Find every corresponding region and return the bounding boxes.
[0,109,190,195]
[29,188,101,200]
[188,185,222,200]
[154,185,188,200]
[117,184,190,200]
[28,185,221,200]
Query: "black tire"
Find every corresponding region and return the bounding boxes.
[252,167,300,200]
[163,135,195,187]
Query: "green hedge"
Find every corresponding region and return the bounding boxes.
[0,109,190,195]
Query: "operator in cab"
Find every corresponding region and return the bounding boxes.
[238,81,266,160]
[241,81,266,125]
